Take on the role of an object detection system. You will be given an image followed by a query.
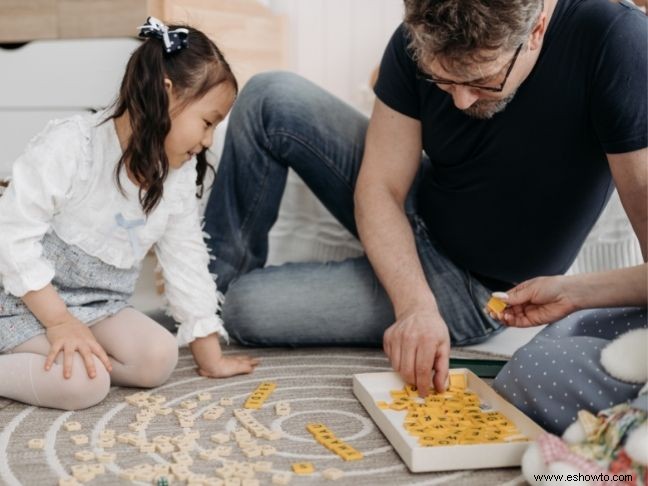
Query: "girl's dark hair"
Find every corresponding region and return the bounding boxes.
[108,25,237,215]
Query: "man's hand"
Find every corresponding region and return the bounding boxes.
[383,304,450,397]
[45,317,113,379]
[190,333,259,378]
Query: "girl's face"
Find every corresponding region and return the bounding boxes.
[164,80,237,169]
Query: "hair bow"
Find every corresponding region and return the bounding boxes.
[138,16,189,54]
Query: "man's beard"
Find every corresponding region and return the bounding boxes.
[462,90,517,119]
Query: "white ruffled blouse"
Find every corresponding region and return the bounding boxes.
[0,111,228,346]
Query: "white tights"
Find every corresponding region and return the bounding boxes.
[0,308,178,410]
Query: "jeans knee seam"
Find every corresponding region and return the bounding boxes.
[231,89,277,246]
[266,129,356,194]
[227,97,284,273]
[238,160,270,233]
[235,154,272,274]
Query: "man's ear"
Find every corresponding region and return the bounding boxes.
[528,12,548,51]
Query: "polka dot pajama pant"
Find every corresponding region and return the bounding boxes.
[492,307,646,434]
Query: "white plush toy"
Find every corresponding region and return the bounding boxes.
[522,328,648,485]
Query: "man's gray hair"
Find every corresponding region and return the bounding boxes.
[404,0,544,74]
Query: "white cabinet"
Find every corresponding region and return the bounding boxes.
[0,110,84,177]
[0,38,140,177]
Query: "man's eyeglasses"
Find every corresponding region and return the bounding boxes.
[419,43,524,93]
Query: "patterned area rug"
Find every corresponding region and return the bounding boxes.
[0,346,527,486]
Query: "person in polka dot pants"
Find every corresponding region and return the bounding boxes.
[490,264,646,434]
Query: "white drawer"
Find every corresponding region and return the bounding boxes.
[0,109,88,178]
[0,38,140,109]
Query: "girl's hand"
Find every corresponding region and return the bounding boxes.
[45,317,112,379]
[491,276,580,327]
[190,333,259,378]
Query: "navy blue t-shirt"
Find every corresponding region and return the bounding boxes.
[374,0,647,287]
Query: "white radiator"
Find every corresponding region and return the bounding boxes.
[567,190,643,275]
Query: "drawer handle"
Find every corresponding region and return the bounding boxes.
[0,42,30,51]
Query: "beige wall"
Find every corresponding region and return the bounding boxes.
[269,0,403,111]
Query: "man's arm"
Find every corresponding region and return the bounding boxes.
[354,98,450,396]
[608,148,647,261]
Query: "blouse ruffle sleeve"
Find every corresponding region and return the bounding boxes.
[0,118,87,297]
[154,162,228,347]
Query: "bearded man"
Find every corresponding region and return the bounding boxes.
[203,0,647,397]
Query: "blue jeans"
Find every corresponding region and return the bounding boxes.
[204,71,502,347]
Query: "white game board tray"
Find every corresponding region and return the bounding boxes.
[353,370,546,472]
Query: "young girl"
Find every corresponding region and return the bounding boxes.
[0,18,258,411]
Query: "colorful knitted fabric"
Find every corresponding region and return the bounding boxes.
[538,400,647,486]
